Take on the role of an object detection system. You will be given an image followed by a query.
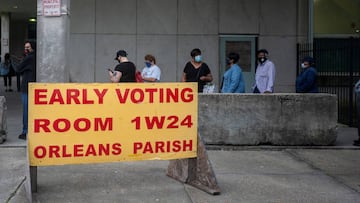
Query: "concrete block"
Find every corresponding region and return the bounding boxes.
[70,0,95,33]
[199,94,337,145]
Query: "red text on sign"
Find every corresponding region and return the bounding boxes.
[33,143,122,158]
[133,139,193,154]
[131,115,193,130]
[34,117,113,133]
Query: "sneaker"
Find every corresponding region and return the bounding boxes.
[18,134,26,140]
[353,140,360,146]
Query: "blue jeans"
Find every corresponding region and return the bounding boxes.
[21,93,28,135]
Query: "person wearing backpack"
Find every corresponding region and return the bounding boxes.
[108,50,136,83]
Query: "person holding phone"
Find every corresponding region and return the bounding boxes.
[108,50,136,82]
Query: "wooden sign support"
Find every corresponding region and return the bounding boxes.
[166,133,221,195]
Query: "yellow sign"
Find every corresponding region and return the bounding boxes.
[28,83,198,166]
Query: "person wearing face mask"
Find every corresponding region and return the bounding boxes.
[109,50,136,82]
[221,52,245,93]
[253,49,276,93]
[14,41,36,140]
[141,54,161,82]
[181,48,213,93]
[295,56,318,93]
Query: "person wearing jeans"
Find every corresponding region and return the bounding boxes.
[14,41,36,140]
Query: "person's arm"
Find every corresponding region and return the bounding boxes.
[228,68,241,92]
[264,62,275,93]
[199,64,213,82]
[109,70,122,83]
[14,55,31,73]
[181,72,187,82]
[143,66,161,82]
[200,73,213,82]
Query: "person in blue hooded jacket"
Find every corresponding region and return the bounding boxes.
[221,52,245,93]
[296,56,318,93]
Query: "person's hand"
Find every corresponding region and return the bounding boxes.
[199,76,206,81]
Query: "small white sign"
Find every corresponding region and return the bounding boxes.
[43,0,61,16]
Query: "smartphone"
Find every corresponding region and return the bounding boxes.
[108,69,114,73]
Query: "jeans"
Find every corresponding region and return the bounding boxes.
[21,93,28,135]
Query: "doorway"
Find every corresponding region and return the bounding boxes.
[219,35,257,93]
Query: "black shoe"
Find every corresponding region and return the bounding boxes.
[8,89,13,92]
[353,140,360,146]
[5,89,8,92]
[18,134,26,140]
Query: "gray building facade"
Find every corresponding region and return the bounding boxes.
[2,0,311,92]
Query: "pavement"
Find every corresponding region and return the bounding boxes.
[0,88,360,203]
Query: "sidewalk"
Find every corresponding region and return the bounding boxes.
[0,89,360,203]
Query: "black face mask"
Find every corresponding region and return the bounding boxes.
[258,57,267,64]
[226,58,231,65]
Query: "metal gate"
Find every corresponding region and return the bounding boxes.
[297,38,360,126]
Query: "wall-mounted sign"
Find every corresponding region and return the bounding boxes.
[43,0,61,16]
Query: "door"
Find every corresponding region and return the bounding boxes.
[219,36,256,93]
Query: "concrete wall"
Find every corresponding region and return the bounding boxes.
[198,94,338,145]
[68,0,309,92]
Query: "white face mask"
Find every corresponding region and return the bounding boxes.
[301,63,307,69]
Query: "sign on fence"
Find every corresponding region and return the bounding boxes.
[28,83,198,166]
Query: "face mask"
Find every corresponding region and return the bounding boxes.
[194,55,202,63]
[258,57,267,64]
[145,62,152,68]
[226,58,231,65]
[301,63,308,69]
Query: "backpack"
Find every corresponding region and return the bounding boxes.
[135,71,144,82]
[0,63,9,76]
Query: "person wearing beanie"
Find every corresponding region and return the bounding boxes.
[296,56,318,93]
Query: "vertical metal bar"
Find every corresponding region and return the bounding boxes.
[30,166,37,193]
[349,38,354,126]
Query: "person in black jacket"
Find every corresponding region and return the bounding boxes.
[14,41,36,140]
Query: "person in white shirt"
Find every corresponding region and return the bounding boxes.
[253,49,276,93]
[141,54,161,82]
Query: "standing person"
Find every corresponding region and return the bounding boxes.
[296,56,318,93]
[221,52,245,93]
[2,53,16,92]
[14,41,36,140]
[108,50,136,82]
[181,48,213,93]
[253,49,276,93]
[141,54,161,82]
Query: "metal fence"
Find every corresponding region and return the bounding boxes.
[297,38,360,126]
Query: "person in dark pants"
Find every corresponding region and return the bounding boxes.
[2,53,16,92]
[14,41,36,140]
[354,79,360,146]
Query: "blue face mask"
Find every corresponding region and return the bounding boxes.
[194,55,202,63]
[145,62,152,68]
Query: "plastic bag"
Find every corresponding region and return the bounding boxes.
[203,83,215,93]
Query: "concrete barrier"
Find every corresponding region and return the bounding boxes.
[199,93,337,146]
[0,96,7,144]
